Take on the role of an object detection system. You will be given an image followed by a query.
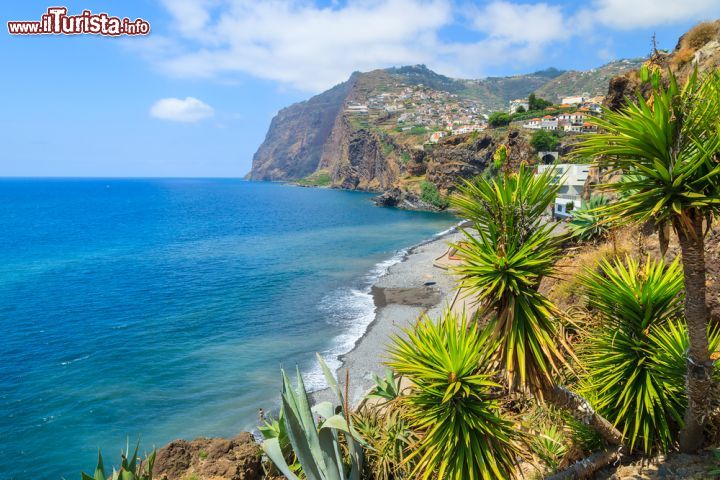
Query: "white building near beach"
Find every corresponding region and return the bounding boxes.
[537,163,591,218]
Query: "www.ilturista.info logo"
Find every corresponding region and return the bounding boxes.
[7,7,150,36]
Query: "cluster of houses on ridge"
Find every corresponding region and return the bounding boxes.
[509,95,604,134]
[344,83,487,137]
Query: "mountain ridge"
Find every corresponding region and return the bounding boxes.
[248,59,643,190]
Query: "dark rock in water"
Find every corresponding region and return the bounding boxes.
[154,432,262,480]
[371,189,441,211]
[372,188,402,207]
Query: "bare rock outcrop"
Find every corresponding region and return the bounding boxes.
[153,432,262,480]
[604,21,720,111]
[425,130,535,192]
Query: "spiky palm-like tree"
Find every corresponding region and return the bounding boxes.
[579,256,686,453]
[574,68,720,451]
[450,164,623,451]
[387,309,525,480]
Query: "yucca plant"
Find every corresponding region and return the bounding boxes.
[261,354,363,480]
[387,309,525,480]
[579,256,720,454]
[531,424,568,471]
[568,196,612,242]
[450,164,624,475]
[352,406,416,480]
[81,440,156,480]
[451,163,568,394]
[574,67,720,451]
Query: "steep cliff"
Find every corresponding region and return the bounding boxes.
[249,75,356,180]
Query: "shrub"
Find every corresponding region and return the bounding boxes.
[82,441,156,480]
[420,180,449,209]
[531,424,568,471]
[353,407,416,480]
[530,130,560,152]
[387,310,525,480]
[682,21,720,50]
[488,111,511,127]
[529,93,553,111]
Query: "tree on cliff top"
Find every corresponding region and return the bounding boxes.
[488,112,511,127]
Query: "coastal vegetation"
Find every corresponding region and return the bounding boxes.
[260,355,363,480]
[82,442,156,480]
[257,66,720,479]
[567,195,611,242]
[487,111,511,127]
[529,129,560,152]
[419,180,449,209]
[575,66,720,452]
[82,24,720,480]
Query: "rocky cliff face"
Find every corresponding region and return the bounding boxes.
[425,130,535,191]
[318,115,400,191]
[249,76,356,181]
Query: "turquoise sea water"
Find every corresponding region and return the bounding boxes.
[0,179,456,479]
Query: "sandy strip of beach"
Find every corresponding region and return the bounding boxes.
[313,228,464,406]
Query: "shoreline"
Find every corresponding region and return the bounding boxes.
[312,225,462,406]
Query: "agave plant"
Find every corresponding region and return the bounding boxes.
[579,256,720,454]
[574,67,720,451]
[81,440,156,480]
[387,309,524,480]
[258,408,299,475]
[261,354,363,480]
[367,369,402,402]
[568,196,611,242]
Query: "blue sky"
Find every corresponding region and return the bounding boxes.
[1,1,719,177]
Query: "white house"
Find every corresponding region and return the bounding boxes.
[537,163,591,218]
[509,98,529,114]
[523,118,542,129]
[540,115,558,130]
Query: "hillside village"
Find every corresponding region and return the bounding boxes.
[517,95,603,133]
[344,79,605,149]
[344,83,487,138]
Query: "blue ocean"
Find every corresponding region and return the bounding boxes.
[0,179,456,479]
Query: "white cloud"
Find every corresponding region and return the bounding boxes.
[471,2,566,44]
[588,0,720,30]
[135,0,720,93]
[151,0,452,91]
[149,97,215,122]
